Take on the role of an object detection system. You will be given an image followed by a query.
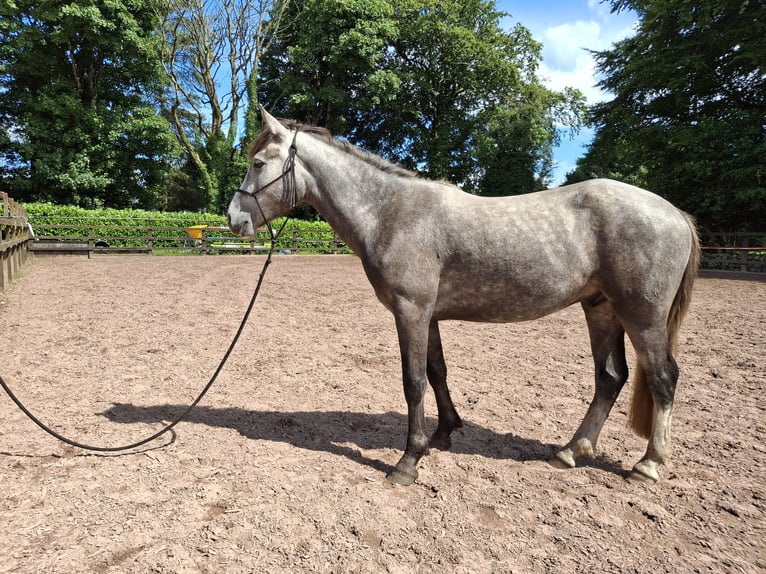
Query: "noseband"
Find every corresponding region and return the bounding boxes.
[237,129,299,238]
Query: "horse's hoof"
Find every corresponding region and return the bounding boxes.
[387,468,418,486]
[549,449,576,469]
[627,461,659,483]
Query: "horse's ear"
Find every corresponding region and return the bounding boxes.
[259,104,290,140]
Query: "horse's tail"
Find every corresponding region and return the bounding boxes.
[630,212,701,438]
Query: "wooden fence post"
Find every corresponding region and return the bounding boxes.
[740,236,749,272]
[0,191,31,292]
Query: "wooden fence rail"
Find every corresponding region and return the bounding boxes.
[0,192,32,292]
[699,232,766,273]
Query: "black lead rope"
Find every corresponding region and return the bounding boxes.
[0,239,279,453]
[0,131,300,454]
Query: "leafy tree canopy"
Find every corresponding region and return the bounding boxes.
[158,0,287,213]
[0,0,179,208]
[567,0,765,231]
[261,0,586,194]
[1,0,588,211]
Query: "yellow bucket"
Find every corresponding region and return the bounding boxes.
[186,225,208,239]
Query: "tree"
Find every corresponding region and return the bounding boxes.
[0,0,178,208]
[571,0,766,230]
[262,0,585,193]
[476,84,583,196]
[260,0,399,134]
[158,0,289,212]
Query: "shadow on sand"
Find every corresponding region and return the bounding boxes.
[100,404,628,478]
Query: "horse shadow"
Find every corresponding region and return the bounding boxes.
[100,404,627,478]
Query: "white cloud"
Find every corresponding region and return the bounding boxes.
[543,20,602,72]
[496,1,639,185]
[539,21,603,102]
[587,0,615,20]
[537,16,636,104]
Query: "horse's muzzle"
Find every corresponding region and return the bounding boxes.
[226,212,239,235]
[227,210,254,237]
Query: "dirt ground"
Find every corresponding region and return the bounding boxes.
[0,254,763,573]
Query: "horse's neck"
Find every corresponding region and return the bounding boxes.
[302,142,400,255]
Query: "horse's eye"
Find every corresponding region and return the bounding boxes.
[253,159,265,169]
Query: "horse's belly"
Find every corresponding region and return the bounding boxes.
[433,272,594,322]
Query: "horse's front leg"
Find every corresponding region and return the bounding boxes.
[388,306,431,486]
[427,320,463,451]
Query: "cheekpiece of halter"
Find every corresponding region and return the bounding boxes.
[237,130,299,237]
[285,129,299,209]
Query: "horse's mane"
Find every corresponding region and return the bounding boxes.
[248,118,416,179]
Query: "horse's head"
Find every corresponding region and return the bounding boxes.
[227,106,301,237]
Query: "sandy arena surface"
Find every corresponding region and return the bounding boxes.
[0,254,764,573]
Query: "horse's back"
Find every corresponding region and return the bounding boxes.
[426,179,694,322]
[437,178,690,271]
[468,178,693,265]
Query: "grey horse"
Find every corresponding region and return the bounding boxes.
[228,106,700,486]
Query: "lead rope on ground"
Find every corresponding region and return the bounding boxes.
[0,236,281,453]
[0,132,299,453]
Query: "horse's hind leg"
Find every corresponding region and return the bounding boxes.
[625,329,679,483]
[551,300,628,469]
[427,320,463,451]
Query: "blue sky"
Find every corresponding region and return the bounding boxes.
[495,1,638,185]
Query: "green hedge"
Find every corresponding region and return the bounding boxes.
[25,202,226,229]
[24,202,226,249]
[22,202,351,254]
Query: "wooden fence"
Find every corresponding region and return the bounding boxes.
[700,232,766,273]
[0,192,31,292]
[26,222,352,257]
